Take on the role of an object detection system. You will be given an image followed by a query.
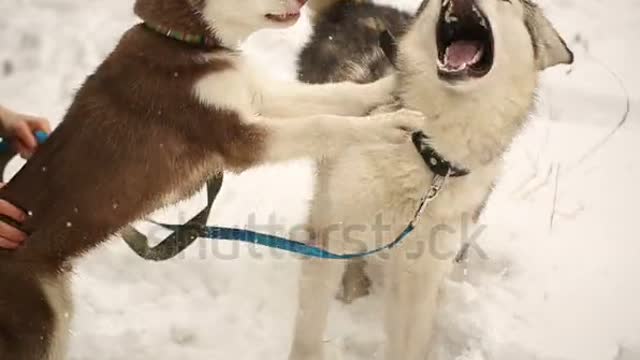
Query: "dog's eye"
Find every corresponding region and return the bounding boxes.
[501,0,513,3]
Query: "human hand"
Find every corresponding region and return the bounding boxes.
[0,105,51,158]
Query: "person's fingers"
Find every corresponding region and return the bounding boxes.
[0,199,27,222]
[15,117,50,158]
[0,237,21,249]
[14,141,34,159]
[13,121,37,149]
[0,221,27,244]
[25,116,51,134]
[0,195,28,249]
[10,121,38,158]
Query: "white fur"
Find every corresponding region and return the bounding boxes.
[289,1,572,359]
[195,55,255,117]
[42,273,72,360]
[254,73,398,118]
[200,0,305,48]
[193,48,423,166]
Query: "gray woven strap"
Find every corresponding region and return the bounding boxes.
[121,174,223,261]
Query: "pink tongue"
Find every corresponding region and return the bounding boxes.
[444,41,483,69]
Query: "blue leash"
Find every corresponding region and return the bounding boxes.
[154,223,417,260]
[0,130,48,153]
[151,173,450,260]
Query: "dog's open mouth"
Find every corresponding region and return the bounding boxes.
[436,0,494,81]
[265,12,301,23]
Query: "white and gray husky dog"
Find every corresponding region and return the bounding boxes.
[290,0,573,359]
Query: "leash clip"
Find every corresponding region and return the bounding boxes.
[426,172,449,201]
[412,170,450,225]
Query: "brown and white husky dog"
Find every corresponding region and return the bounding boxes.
[290,0,573,359]
[0,0,425,358]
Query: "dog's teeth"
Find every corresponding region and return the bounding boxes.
[472,6,485,24]
[444,5,457,23]
[478,15,488,28]
[438,53,467,73]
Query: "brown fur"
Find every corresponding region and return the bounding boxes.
[0,0,268,358]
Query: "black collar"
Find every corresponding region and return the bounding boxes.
[412,132,470,178]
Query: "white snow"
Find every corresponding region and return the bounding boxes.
[0,0,638,359]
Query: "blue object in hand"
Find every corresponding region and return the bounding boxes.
[0,130,48,154]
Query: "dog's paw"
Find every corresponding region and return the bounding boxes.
[370,108,425,144]
[367,74,398,107]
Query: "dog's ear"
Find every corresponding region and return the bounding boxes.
[379,30,399,68]
[524,4,574,70]
[416,0,429,16]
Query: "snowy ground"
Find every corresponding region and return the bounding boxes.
[1,0,639,359]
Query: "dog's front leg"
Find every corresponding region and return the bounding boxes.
[254,109,421,164]
[289,228,346,360]
[289,258,345,360]
[254,75,397,118]
[384,238,454,360]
